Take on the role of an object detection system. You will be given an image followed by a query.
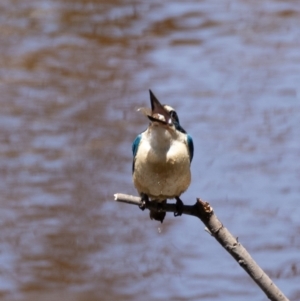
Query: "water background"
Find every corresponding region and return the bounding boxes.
[0,0,300,300]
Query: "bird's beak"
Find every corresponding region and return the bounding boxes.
[137,90,173,126]
[147,90,172,125]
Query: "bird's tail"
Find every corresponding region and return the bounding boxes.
[149,200,166,223]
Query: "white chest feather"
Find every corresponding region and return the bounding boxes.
[133,126,191,200]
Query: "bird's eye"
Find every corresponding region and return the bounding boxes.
[170,110,179,124]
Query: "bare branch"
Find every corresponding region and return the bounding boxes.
[114,193,289,301]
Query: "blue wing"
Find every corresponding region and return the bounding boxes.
[174,120,193,162]
[187,134,194,163]
[132,134,142,173]
[132,134,142,158]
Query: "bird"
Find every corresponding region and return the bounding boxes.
[132,90,194,223]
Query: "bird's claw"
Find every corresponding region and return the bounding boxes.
[139,193,149,211]
[174,197,184,217]
[139,201,147,211]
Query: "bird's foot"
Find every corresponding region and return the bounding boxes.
[174,197,184,217]
[139,193,150,211]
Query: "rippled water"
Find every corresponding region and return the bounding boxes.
[1,0,300,300]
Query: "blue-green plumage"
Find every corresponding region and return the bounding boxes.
[187,134,194,162]
[132,134,142,158]
[132,134,142,173]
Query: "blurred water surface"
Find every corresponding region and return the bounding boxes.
[0,0,300,300]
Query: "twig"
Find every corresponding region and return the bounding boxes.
[114,193,289,301]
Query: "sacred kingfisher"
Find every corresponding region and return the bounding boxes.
[132,90,194,223]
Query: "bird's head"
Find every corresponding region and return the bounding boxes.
[138,90,184,133]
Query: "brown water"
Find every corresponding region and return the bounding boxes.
[0,0,300,300]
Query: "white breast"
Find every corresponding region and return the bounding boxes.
[133,126,191,200]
